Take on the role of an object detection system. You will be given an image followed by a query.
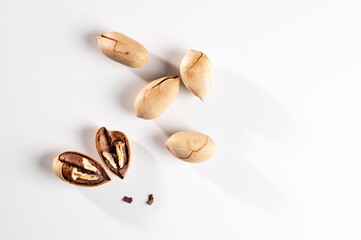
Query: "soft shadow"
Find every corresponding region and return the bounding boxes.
[195,154,287,211]
[197,69,291,210]
[152,68,292,210]
[165,49,185,66]
[205,69,292,139]
[81,126,99,158]
[38,151,60,175]
[157,68,292,140]
[152,132,177,154]
[119,78,145,113]
[84,31,102,51]
[153,133,169,148]
[78,141,162,226]
[131,53,179,81]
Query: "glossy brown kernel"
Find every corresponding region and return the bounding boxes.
[95,127,131,179]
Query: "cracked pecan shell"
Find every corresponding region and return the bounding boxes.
[95,127,131,179]
[180,49,213,101]
[97,32,148,68]
[134,76,180,119]
[165,131,216,163]
[52,151,110,187]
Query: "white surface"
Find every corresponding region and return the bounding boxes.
[1,0,361,239]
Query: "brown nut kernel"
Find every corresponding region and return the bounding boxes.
[165,131,216,163]
[52,151,110,187]
[97,32,148,68]
[134,76,180,119]
[95,127,131,179]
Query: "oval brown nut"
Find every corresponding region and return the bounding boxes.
[180,49,213,101]
[97,32,148,68]
[95,127,131,179]
[165,131,216,163]
[52,151,110,187]
[134,76,180,119]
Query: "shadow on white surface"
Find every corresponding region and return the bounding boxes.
[119,77,145,114]
[152,129,181,153]
[153,68,292,211]
[194,156,286,211]
[198,69,290,210]
[131,53,180,82]
[210,69,291,140]
[84,30,104,52]
[38,151,60,177]
[81,126,100,159]
[78,140,162,225]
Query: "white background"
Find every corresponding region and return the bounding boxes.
[1,0,361,239]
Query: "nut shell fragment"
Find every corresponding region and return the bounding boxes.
[134,76,180,119]
[122,196,133,204]
[147,194,154,205]
[165,131,216,163]
[180,49,213,101]
[52,151,110,187]
[97,32,148,68]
